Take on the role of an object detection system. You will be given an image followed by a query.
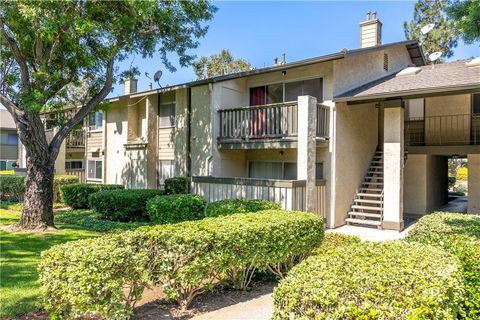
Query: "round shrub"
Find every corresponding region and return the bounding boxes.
[406,212,480,319]
[53,175,78,203]
[205,199,281,217]
[456,166,468,181]
[273,241,465,320]
[0,175,24,201]
[89,189,164,222]
[39,210,324,318]
[60,183,124,209]
[313,232,361,255]
[164,176,189,195]
[147,194,206,224]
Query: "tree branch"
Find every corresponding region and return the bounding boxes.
[0,19,31,91]
[49,59,115,157]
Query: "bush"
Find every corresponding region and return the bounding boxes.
[0,170,14,175]
[164,176,189,195]
[457,167,468,181]
[60,183,124,209]
[313,232,361,255]
[53,175,78,203]
[147,194,206,224]
[89,189,163,222]
[0,175,24,201]
[205,199,281,217]
[406,212,480,319]
[39,210,324,318]
[55,210,147,232]
[273,241,464,320]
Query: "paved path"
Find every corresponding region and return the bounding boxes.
[437,196,468,213]
[326,222,416,242]
[191,294,273,320]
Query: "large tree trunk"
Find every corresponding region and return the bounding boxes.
[17,155,55,230]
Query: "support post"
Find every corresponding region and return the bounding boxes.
[383,100,404,231]
[297,95,317,213]
[468,154,480,213]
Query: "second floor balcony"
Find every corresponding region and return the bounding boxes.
[217,100,330,149]
[66,129,86,148]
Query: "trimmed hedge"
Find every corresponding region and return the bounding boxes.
[164,176,189,195]
[39,210,324,319]
[147,194,206,224]
[406,212,480,319]
[457,167,468,181]
[60,183,124,209]
[0,175,24,201]
[89,189,163,222]
[313,232,361,255]
[55,210,147,232]
[53,175,78,202]
[273,241,464,320]
[205,199,281,217]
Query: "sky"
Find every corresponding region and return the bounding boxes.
[111,0,480,97]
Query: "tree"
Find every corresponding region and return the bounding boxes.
[446,0,480,44]
[193,49,252,80]
[404,0,458,60]
[0,0,216,230]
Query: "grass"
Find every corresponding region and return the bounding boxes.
[0,208,100,318]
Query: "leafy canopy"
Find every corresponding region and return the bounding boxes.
[446,0,480,44]
[404,0,458,60]
[193,49,252,80]
[0,0,216,114]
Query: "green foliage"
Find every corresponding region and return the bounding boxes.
[446,0,480,44]
[164,176,189,195]
[147,194,206,224]
[404,0,457,60]
[193,49,252,80]
[39,210,324,318]
[52,175,78,203]
[89,189,163,222]
[55,210,147,233]
[406,212,480,319]
[273,241,464,320]
[457,166,468,181]
[60,184,124,209]
[0,170,14,175]
[0,175,24,201]
[205,198,281,217]
[313,232,361,255]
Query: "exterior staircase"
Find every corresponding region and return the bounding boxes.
[346,149,384,228]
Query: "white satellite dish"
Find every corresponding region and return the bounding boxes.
[428,51,442,62]
[153,70,163,87]
[420,23,435,35]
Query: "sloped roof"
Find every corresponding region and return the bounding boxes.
[0,109,16,129]
[334,59,480,102]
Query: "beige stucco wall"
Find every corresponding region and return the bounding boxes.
[333,101,378,227]
[468,154,480,214]
[333,45,412,96]
[425,95,471,145]
[404,154,448,215]
[190,84,213,176]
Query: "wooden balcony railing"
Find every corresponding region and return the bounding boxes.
[218,101,330,144]
[405,114,480,146]
[66,129,85,147]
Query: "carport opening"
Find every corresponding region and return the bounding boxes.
[444,157,468,213]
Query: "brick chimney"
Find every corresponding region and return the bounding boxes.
[360,11,382,48]
[124,78,138,95]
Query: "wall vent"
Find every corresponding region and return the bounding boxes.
[383,53,389,71]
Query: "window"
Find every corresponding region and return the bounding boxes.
[248,161,324,180]
[316,162,324,180]
[285,78,323,102]
[406,99,424,120]
[157,160,175,186]
[0,133,18,145]
[250,83,283,106]
[473,94,480,116]
[159,103,175,127]
[88,111,103,131]
[87,159,102,180]
[0,160,15,170]
[65,160,83,170]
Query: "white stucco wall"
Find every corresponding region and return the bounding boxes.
[105,102,128,185]
[190,84,213,176]
[468,154,480,214]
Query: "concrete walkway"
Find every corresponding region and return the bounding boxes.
[191,294,273,320]
[437,196,468,213]
[326,222,416,242]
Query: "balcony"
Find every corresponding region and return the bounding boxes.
[66,129,85,148]
[217,101,329,149]
[405,114,480,146]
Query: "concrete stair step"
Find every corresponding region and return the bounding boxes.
[348,211,382,218]
[360,188,383,192]
[346,218,382,226]
[357,193,383,198]
[352,205,382,211]
[362,182,384,186]
[354,199,382,204]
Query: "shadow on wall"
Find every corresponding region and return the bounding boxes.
[121,149,147,189]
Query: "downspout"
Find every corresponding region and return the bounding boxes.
[329,103,337,229]
[186,87,192,178]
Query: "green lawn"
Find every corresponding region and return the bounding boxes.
[0,209,100,318]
